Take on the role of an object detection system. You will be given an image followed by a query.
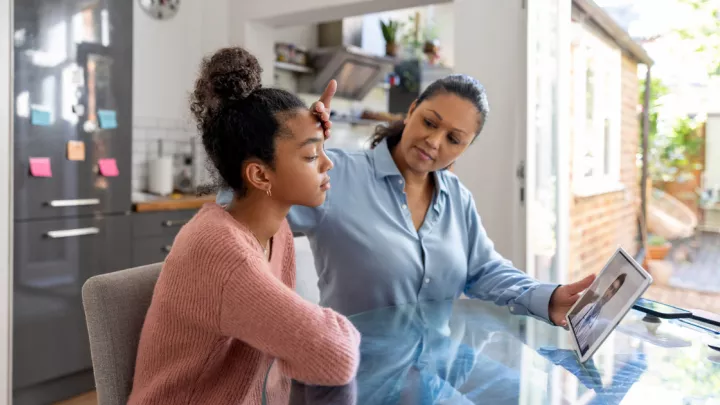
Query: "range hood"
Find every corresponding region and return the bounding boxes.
[297,19,395,101]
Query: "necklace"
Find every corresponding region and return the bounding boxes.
[224,207,271,259]
[251,233,270,259]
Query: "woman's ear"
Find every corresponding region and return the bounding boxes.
[405,100,418,124]
[243,160,272,194]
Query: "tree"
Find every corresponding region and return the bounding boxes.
[674,0,720,77]
[639,77,703,181]
[639,77,669,150]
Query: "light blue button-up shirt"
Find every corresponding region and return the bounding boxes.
[216,139,559,319]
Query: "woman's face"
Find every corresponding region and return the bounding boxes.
[603,280,623,301]
[268,109,333,207]
[394,93,482,174]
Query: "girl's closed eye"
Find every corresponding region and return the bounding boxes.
[424,118,437,128]
[305,150,320,163]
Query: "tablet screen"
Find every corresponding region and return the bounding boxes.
[567,249,651,358]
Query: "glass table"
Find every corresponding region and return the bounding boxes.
[262,299,720,405]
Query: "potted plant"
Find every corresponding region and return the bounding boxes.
[422,22,441,65]
[647,235,672,260]
[380,19,401,57]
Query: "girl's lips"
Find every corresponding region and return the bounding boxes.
[320,180,331,191]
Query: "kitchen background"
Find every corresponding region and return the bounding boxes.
[8,0,720,403]
[11,0,456,403]
[130,5,456,196]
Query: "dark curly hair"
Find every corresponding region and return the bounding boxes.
[370,74,490,150]
[190,47,306,196]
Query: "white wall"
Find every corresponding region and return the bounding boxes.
[0,0,12,400]
[275,25,318,49]
[453,0,526,263]
[706,114,720,190]
[132,0,229,191]
[236,0,445,26]
[133,0,228,121]
[428,3,454,67]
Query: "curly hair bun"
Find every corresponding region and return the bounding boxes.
[204,47,263,101]
[191,47,263,125]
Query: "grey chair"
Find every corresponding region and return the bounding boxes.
[82,263,162,405]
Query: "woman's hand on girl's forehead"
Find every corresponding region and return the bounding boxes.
[311,80,337,140]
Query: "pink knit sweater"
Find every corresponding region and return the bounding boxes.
[128,203,361,405]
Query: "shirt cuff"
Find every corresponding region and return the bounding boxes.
[527,283,561,324]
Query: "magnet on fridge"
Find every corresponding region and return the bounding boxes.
[29,157,52,177]
[97,109,118,129]
[72,104,85,116]
[98,158,119,177]
[67,141,86,161]
[83,120,97,133]
[30,107,52,126]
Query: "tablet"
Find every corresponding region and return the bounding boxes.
[565,247,653,363]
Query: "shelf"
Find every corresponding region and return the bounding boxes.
[331,117,388,126]
[274,61,313,74]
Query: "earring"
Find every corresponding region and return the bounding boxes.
[266,187,272,197]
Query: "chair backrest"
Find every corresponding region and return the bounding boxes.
[82,263,162,405]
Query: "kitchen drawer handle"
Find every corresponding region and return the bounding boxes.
[162,245,172,253]
[162,220,188,227]
[46,227,100,239]
[48,199,100,207]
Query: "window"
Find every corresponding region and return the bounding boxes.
[572,23,623,196]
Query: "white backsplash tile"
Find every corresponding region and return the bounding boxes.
[132,117,198,192]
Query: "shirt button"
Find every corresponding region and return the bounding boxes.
[425,278,430,284]
[402,204,408,210]
[398,179,403,184]
[509,305,515,312]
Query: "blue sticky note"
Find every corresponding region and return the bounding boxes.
[97,109,118,129]
[30,107,52,126]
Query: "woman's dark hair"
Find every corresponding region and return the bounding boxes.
[612,273,627,289]
[370,74,490,149]
[190,47,306,196]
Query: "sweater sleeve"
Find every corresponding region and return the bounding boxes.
[218,253,361,386]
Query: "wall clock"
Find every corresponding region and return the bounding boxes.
[138,0,180,20]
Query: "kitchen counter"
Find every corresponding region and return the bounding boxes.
[132,192,216,212]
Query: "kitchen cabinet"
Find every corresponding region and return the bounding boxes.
[131,210,197,266]
[13,214,132,404]
[13,0,133,401]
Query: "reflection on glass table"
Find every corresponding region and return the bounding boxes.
[262,299,720,405]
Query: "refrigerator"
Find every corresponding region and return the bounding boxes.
[12,0,133,403]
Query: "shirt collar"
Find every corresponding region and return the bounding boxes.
[371,138,401,179]
[371,138,449,196]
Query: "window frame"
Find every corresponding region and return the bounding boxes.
[571,22,624,197]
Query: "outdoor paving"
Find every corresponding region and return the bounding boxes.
[668,231,720,293]
[643,231,720,314]
[645,284,720,314]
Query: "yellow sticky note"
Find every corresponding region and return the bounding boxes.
[67,140,86,161]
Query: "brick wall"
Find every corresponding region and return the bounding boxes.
[568,55,642,281]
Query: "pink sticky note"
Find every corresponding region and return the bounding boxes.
[98,158,119,177]
[29,157,52,178]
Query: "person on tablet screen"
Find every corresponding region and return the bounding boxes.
[574,273,627,353]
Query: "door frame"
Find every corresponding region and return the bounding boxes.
[519,0,571,404]
[0,0,14,401]
[519,0,571,286]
